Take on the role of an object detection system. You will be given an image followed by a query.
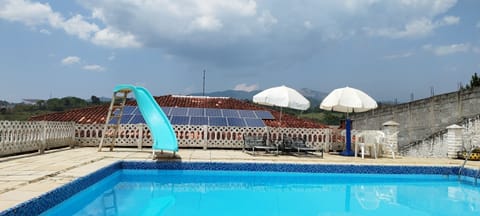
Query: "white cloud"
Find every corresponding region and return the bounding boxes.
[365,18,434,38]
[423,43,470,56]
[398,0,457,16]
[91,28,141,48]
[442,16,460,25]
[83,64,105,72]
[365,15,459,39]
[477,21,480,28]
[384,52,413,59]
[39,29,51,35]
[233,83,258,92]
[304,20,313,30]
[61,15,99,40]
[0,0,462,54]
[0,0,53,25]
[61,56,81,65]
[190,15,223,32]
[257,10,277,30]
[0,0,140,48]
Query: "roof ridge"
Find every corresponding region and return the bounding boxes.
[171,95,231,99]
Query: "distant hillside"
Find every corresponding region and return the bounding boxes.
[298,88,328,108]
[189,90,261,100]
[85,97,111,103]
[189,88,327,108]
[0,100,10,106]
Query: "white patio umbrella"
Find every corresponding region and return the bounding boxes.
[253,85,310,125]
[320,87,378,113]
[320,86,378,156]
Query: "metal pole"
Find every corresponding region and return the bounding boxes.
[341,112,354,156]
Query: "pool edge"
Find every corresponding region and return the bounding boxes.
[0,161,478,216]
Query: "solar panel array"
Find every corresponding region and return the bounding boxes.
[110,106,274,127]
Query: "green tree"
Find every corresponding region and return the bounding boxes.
[0,100,9,106]
[464,72,480,90]
[36,100,46,110]
[61,97,87,109]
[46,98,64,111]
[91,95,101,104]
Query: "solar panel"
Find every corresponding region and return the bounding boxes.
[112,107,126,115]
[113,108,120,115]
[161,107,171,115]
[129,115,145,124]
[222,109,240,117]
[132,108,141,115]
[205,108,222,117]
[188,108,205,117]
[122,106,137,115]
[254,110,275,119]
[110,105,268,128]
[190,116,209,125]
[170,116,190,125]
[121,115,134,124]
[209,117,227,126]
[227,117,246,127]
[108,116,119,124]
[238,110,256,118]
[109,115,133,124]
[170,107,188,116]
[244,118,266,127]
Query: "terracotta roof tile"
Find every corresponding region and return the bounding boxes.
[29,95,327,128]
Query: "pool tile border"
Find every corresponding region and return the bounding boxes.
[0,162,120,216]
[0,161,477,216]
[122,161,461,175]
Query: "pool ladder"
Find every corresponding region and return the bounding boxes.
[458,146,480,185]
[102,189,118,215]
[98,89,131,151]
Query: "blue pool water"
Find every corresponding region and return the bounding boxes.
[41,168,480,216]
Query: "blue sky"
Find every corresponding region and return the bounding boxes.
[1,0,479,103]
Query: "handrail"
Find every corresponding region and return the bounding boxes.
[458,147,474,176]
[475,169,480,185]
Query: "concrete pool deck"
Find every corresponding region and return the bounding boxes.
[1,147,479,212]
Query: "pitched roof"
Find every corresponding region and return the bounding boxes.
[29,95,327,128]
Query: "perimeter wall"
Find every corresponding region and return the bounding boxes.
[351,87,480,148]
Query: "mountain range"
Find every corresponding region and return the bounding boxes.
[189,88,327,108]
[2,88,327,108]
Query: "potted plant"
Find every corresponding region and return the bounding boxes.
[461,147,480,161]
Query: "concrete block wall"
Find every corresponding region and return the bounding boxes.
[352,87,480,148]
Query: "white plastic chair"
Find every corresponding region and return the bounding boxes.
[379,131,399,159]
[354,130,384,159]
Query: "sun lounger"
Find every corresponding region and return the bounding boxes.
[275,135,293,154]
[290,138,323,157]
[243,134,256,151]
[243,134,278,155]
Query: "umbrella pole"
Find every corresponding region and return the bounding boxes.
[341,112,354,156]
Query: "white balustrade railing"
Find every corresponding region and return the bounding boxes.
[0,121,76,157]
[75,124,333,150]
[6,115,480,158]
[1,120,334,156]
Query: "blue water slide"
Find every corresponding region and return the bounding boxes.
[113,84,178,152]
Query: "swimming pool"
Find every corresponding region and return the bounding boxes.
[2,161,480,215]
